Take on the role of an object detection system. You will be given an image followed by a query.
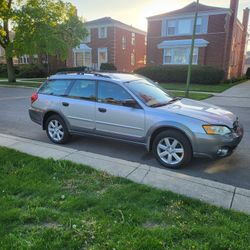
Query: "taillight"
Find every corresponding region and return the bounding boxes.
[31,92,38,104]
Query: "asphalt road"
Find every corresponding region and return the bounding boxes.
[1,86,250,189]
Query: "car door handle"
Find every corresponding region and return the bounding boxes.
[98,107,107,113]
[62,102,69,107]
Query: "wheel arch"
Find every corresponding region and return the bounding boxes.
[42,110,69,130]
[146,122,196,153]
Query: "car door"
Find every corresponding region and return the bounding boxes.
[60,79,96,132]
[96,80,145,140]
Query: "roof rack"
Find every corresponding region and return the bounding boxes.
[55,71,111,78]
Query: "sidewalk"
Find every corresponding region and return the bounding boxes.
[0,132,250,215]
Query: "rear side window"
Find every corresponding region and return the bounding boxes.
[68,80,96,101]
[39,80,72,96]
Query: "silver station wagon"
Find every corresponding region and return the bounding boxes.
[29,72,243,169]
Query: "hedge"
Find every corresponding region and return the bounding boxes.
[0,63,47,78]
[246,67,250,79]
[134,65,225,85]
[56,66,87,73]
[100,63,117,71]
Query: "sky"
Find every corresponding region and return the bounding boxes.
[69,0,249,31]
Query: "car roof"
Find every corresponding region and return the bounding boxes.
[48,72,143,83]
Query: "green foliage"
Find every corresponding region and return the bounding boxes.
[246,68,250,79]
[135,65,225,85]
[100,63,117,71]
[16,64,47,78]
[14,0,88,60]
[0,63,7,77]
[56,66,87,73]
[0,147,250,249]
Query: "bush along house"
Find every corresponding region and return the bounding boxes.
[146,0,249,79]
[67,17,147,72]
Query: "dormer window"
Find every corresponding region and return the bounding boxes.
[99,27,107,38]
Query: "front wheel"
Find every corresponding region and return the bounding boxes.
[152,130,192,169]
[45,115,70,144]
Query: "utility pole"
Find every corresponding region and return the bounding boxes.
[185,0,199,97]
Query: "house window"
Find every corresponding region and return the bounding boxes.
[99,27,107,38]
[145,36,147,46]
[166,17,207,36]
[83,28,91,43]
[167,20,176,35]
[98,48,108,68]
[163,47,198,65]
[131,53,135,66]
[74,51,92,67]
[144,55,147,65]
[19,55,29,64]
[131,33,135,46]
[122,36,126,50]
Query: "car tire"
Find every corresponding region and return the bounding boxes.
[45,115,70,144]
[152,130,192,169]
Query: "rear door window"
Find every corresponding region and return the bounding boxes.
[39,80,72,96]
[68,80,96,101]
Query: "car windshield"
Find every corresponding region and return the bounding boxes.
[125,79,174,107]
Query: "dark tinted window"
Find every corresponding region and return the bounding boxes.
[98,81,133,106]
[68,80,96,101]
[39,80,72,96]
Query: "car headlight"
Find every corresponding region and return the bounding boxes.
[203,125,231,135]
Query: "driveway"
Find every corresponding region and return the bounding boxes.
[0,82,250,189]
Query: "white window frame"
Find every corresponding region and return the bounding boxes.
[164,16,208,37]
[131,53,135,66]
[98,47,108,69]
[163,47,199,65]
[122,36,126,50]
[74,50,92,68]
[131,32,135,46]
[98,26,107,39]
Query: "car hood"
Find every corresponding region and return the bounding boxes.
[158,98,237,128]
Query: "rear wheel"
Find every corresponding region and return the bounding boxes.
[45,115,70,144]
[152,130,192,169]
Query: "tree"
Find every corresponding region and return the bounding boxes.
[0,0,88,83]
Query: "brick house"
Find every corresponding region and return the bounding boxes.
[67,17,147,72]
[147,0,249,78]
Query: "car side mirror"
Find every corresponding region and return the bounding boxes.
[123,99,139,108]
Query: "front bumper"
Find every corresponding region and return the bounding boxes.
[29,108,43,126]
[194,123,244,159]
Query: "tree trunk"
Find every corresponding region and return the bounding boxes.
[6,57,16,83]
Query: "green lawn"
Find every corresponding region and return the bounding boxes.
[170,91,212,100]
[161,80,247,93]
[0,147,250,250]
[0,81,42,88]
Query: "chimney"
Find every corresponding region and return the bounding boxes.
[242,8,249,32]
[230,0,239,19]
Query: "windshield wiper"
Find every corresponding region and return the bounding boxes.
[149,97,182,108]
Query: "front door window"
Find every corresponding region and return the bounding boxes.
[98,48,108,69]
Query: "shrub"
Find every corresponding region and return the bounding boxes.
[246,68,250,79]
[100,63,117,71]
[134,65,225,85]
[0,64,7,77]
[16,64,47,78]
[57,66,87,73]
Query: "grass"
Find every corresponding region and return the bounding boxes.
[0,147,250,250]
[170,91,212,100]
[161,80,247,93]
[0,81,42,88]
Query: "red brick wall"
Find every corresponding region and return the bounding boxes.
[114,27,146,72]
[147,14,228,70]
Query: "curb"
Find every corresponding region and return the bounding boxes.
[0,84,37,89]
[0,132,250,215]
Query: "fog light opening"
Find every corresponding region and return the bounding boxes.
[217,147,230,157]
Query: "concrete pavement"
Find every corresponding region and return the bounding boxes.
[0,132,250,215]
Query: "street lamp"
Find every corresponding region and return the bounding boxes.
[185,0,199,97]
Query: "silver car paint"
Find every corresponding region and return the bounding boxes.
[30,73,243,158]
